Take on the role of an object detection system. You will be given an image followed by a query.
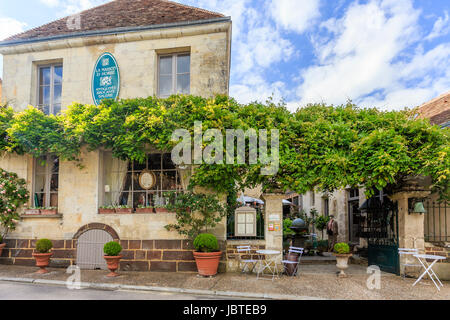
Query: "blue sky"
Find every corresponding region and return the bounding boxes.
[0,0,449,111]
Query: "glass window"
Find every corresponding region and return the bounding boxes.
[103,152,182,208]
[38,64,63,115]
[158,53,190,98]
[33,155,59,208]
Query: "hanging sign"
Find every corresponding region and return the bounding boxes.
[91,52,120,106]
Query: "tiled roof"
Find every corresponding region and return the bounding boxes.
[417,91,450,125]
[4,0,225,42]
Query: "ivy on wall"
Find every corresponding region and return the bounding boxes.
[0,95,448,200]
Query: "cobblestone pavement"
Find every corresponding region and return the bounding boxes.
[0,264,448,300]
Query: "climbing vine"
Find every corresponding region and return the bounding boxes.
[0,95,448,200]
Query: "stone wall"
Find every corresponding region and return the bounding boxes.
[0,238,227,273]
[225,240,266,272]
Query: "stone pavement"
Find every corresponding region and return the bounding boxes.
[0,264,448,300]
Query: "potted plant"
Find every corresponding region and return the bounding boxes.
[40,207,57,215]
[333,242,352,278]
[115,205,133,214]
[98,206,116,214]
[103,241,123,277]
[193,233,222,277]
[24,207,41,215]
[317,240,329,256]
[135,205,155,214]
[32,239,53,274]
[0,169,29,255]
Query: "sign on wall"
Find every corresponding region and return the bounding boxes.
[91,52,120,106]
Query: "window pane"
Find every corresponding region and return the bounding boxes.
[134,161,146,172]
[163,153,176,169]
[159,75,172,97]
[39,67,51,86]
[53,104,61,115]
[54,66,63,84]
[176,74,190,94]
[39,86,50,106]
[35,157,47,174]
[162,171,177,190]
[54,84,62,105]
[34,174,46,194]
[148,154,162,170]
[159,56,172,75]
[50,174,58,191]
[177,55,190,74]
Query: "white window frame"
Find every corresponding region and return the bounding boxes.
[157,53,190,98]
[37,64,63,115]
[33,155,59,208]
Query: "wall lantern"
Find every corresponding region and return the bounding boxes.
[408,198,426,214]
[234,206,257,237]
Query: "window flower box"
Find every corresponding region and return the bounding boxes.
[155,207,169,213]
[115,207,133,214]
[135,207,155,214]
[98,207,116,214]
[24,209,41,215]
[41,208,58,215]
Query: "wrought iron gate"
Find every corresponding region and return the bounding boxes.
[359,197,399,275]
[76,229,113,270]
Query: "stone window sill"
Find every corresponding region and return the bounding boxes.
[21,214,63,219]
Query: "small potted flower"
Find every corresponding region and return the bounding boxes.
[333,242,352,278]
[103,241,123,277]
[193,233,222,277]
[115,205,133,214]
[98,206,116,214]
[24,207,41,215]
[40,207,57,215]
[33,239,53,274]
[135,205,155,214]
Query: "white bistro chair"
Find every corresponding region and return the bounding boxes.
[282,246,304,277]
[236,245,258,273]
[398,248,421,279]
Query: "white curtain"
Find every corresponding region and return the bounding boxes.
[104,152,129,206]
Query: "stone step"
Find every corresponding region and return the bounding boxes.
[300,256,337,265]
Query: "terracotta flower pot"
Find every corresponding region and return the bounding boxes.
[41,209,57,215]
[155,208,169,213]
[135,207,155,214]
[98,208,115,214]
[24,209,41,215]
[104,256,122,277]
[0,243,6,257]
[193,251,222,277]
[333,253,352,278]
[32,252,53,274]
[115,208,133,214]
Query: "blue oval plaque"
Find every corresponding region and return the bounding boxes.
[91,52,120,106]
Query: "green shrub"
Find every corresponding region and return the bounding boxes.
[193,233,219,253]
[103,241,122,256]
[0,235,3,244]
[334,242,350,254]
[35,239,53,253]
[283,218,295,236]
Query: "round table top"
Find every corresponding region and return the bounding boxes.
[414,254,447,260]
[256,250,280,255]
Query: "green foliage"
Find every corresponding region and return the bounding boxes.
[315,215,331,238]
[164,191,227,239]
[0,234,3,244]
[103,241,122,256]
[0,96,448,200]
[193,233,219,253]
[35,239,53,253]
[334,242,350,254]
[0,168,30,239]
[283,218,295,236]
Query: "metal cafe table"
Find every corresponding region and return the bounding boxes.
[413,254,446,291]
[256,250,281,281]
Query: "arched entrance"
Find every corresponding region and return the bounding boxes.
[74,224,119,270]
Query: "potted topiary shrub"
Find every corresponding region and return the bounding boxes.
[317,240,329,256]
[193,233,222,277]
[333,242,352,278]
[103,241,123,277]
[33,239,53,274]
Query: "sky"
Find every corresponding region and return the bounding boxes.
[0,0,449,111]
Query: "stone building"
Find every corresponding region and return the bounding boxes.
[0,0,233,272]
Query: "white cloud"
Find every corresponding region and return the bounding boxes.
[40,0,60,8]
[426,11,450,41]
[269,0,321,33]
[0,17,27,78]
[293,0,450,110]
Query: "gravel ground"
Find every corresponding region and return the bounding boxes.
[0,264,448,300]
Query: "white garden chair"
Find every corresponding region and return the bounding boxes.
[398,248,421,279]
[236,245,258,273]
[282,246,304,277]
